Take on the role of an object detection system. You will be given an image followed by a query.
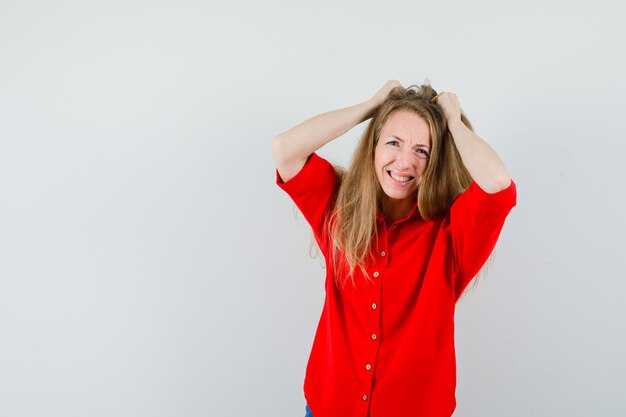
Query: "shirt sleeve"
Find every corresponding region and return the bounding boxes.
[276,153,338,256]
[448,179,517,300]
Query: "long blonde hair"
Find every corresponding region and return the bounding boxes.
[328,84,474,287]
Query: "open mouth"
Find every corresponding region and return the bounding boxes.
[388,170,415,183]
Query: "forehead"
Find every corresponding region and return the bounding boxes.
[379,110,431,146]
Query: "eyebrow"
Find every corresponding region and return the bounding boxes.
[389,135,430,149]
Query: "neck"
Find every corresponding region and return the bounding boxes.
[382,196,415,227]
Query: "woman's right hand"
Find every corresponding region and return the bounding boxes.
[371,80,403,107]
[274,82,402,183]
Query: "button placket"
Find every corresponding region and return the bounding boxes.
[360,232,385,411]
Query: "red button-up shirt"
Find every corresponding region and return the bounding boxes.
[277,153,517,417]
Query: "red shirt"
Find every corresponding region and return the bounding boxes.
[277,153,517,417]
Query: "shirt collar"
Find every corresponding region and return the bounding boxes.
[376,200,420,226]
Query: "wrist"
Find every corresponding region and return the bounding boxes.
[365,95,382,109]
[360,97,381,120]
[447,117,465,131]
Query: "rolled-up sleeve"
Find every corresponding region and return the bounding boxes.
[276,153,338,255]
[448,180,517,299]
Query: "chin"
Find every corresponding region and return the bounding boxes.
[382,189,417,202]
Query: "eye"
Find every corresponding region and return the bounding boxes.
[385,139,400,147]
[415,148,430,158]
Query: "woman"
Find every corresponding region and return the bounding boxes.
[273,81,516,417]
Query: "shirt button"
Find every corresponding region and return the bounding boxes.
[373,271,379,278]
[362,395,368,401]
[371,303,377,310]
[380,251,386,257]
[371,333,377,340]
[365,363,372,371]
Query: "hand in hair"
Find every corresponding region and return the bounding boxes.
[433,92,462,124]
[273,82,393,183]
[433,91,512,193]
[372,80,404,107]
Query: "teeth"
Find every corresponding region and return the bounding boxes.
[389,172,412,182]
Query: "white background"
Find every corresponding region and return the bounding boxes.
[1,1,625,416]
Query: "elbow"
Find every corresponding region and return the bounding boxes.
[489,173,512,193]
[475,171,512,194]
[272,134,286,165]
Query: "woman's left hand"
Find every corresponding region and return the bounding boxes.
[433,92,462,123]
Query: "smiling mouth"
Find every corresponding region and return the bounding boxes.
[388,171,415,183]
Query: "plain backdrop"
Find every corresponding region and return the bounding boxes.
[1,1,625,416]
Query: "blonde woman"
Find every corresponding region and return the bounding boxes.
[273,81,516,417]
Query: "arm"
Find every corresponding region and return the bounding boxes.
[272,80,402,182]
[434,92,512,193]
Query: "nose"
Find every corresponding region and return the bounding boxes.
[395,148,412,170]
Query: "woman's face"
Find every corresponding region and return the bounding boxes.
[374,110,431,207]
